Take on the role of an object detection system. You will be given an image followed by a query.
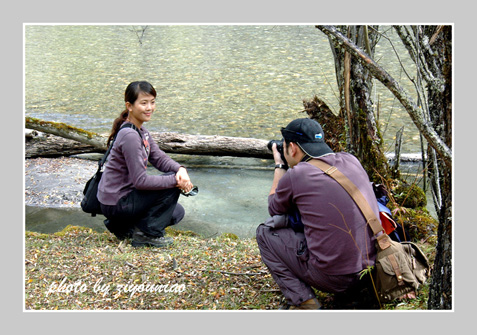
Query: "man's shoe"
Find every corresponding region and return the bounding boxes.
[131,228,173,248]
[280,297,322,310]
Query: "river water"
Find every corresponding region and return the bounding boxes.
[24,25,428,238]
[25,24,419,153]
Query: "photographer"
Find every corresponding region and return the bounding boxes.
[256,118,378,309]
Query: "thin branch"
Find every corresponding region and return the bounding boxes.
[199,269,268,276]
[133,25,148,46]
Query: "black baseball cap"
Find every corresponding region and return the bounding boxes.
[280,118,334,158]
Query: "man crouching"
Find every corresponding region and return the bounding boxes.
[256,118,378,310]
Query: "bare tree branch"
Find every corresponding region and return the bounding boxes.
[316,25,452,169]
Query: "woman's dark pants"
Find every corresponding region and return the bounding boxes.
[100,187,184,239]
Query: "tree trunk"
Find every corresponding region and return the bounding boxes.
[155,132,270,158]
[414,25,452,310]
[25,130,99,157]
[26,117,108,151]
[321,25,389,182]
[393,25,453,310]
[25,118,272,159]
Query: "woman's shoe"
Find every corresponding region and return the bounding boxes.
[131,228,173,248]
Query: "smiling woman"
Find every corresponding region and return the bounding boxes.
[127,92,156,127]
[106,81,158,147]
[97,81,195,248]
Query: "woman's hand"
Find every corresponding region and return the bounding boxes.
[176,167,193,193]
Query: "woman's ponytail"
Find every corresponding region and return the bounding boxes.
[107,109,128,147]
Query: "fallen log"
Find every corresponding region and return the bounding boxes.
[26,117,107,150]
[25,117,272,159]
[156,132,270,158]
[25,130,99,158]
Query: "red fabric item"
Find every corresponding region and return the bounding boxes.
[380,211,397,235]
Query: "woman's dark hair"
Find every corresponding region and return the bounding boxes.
[107,81,157,146]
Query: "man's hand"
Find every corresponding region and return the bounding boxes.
[272,143,285,165]
[269,143,286,196]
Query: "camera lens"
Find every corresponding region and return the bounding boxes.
[267,139,288,170]
[267,139,282,151]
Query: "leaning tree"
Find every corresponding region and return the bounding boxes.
[316,25,452,310]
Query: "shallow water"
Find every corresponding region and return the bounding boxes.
[25,155,434,238]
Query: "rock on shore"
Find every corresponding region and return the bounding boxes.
[25,157,97,208]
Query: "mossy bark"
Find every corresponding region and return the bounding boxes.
[315,25,390,183]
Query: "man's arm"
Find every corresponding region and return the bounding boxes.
[269,143,287,195]
[269,168,286,195]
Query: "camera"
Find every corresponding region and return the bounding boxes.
[267,139,288,170]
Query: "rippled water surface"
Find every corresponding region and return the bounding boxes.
[25,24,420,153]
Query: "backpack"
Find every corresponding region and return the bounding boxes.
[81,123,143,216]
[373,183,410,242]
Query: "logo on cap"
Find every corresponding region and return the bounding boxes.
[315,133,323,139]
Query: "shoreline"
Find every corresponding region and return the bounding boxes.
[25,156,98,209]
[24,156,267,239]
[24,153,425,209]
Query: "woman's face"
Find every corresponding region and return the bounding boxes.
[126,92,156,127]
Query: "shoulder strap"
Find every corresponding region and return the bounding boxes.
[307,159,391,250]
[99,123,145,168]
[121,122,143,140]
